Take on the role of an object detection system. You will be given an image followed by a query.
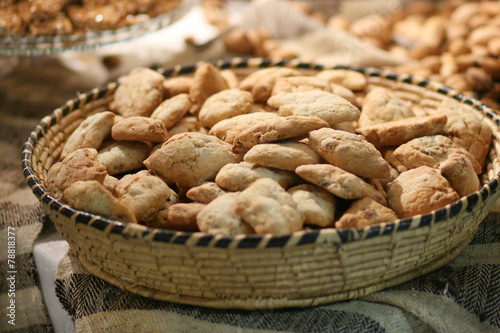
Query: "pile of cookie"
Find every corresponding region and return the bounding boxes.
[45,63,492,236]
[219,1,500,109]
[0,0,181,38]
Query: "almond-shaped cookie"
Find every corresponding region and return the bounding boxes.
[232,115,330,153]
[150,202,205,231]
[209,112,279,144]
[113,170,172,223]
[235,178,305,235]
[144,132,242,188]
[267,90,361,126]
[387,166,460,218]
[46,148,108,201]
[64,180,137,223]
[243,141,323,171]
[316,69,368,91]
[335,197,398,229]
[356,113,447,147]
[288,184,337,227]
[295,164,387,206]
[215,162,300,191]
[61,111,115,159]
[308,127,390,179]
[439,153,480,197]
[358,87,414,128]
[271,76,334,95]
[198,88,253,128]
[330,83,358,106]
[189,63,229,115]
[436,99,492,169]
[167,116,207,138]
[238,67,302,102]
[97,141,151,175]
[111,67,165,117]
[162,77,194,99]
[391,135,482,174]
[186,182,226,204]
[151,93,192,129]
[111,116,168,143]
[197,193,254,236]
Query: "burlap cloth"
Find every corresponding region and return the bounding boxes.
[1,1,499,332]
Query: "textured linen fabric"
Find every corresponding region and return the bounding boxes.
[0,115,53,332]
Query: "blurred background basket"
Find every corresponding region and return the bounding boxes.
[22,57,500,309]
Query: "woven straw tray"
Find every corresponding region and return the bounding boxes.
[22,58,500,309]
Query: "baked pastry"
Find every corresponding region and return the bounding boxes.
[295,164,387,206]
[197,193,254,236]
[234,178,305,235]
[308,127,391,179]
[46,148,107,201]
[144,132,241,188]
[267,90,361,126]
[387,166,460,218]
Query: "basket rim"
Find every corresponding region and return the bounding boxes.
[21,57,500,249]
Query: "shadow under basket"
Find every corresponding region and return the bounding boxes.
[22,58,500,309]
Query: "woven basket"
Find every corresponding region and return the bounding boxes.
[22,58,500,309]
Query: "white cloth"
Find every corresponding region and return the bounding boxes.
[33,228,73,333]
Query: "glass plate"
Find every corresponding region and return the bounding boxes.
[0,0,197,57]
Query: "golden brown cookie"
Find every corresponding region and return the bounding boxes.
[288,184,337,227]
[295,164,387,205]
[198,88,253,128]
[151,93,192,129]
[267,90,361,126]
[186,182,226,204]
[197,193,254,236]
[335,197,398,229]
[64,180,137,223]
[235,178,305,235]
[46,148,108,201]
[150,202,205,232]
[330,83,358,106]
[97,141,151,175]
[61,111,115,159]
[215,162,300,191]
[103,174,119,192]
[144,132,242,188]
[111,116,168,143]
[436,99,492,169]
[243,141,323,171]
[113,170,172,223]
[162,77,194,99]
[356,113,448,147]
[232,115,330,153]
[308,127,391,179]
[221,69,239,89]
[111,67,165,117]
[358,87,414,128]
[391,135,482,174]
[387,166,460,218]
[238,67,302,102]
[271,76,334,95]
[316,69,368,91]
[167,116,207,138]
[189,63,229,115]
[439,153,480,197]
[209,112,279,144]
